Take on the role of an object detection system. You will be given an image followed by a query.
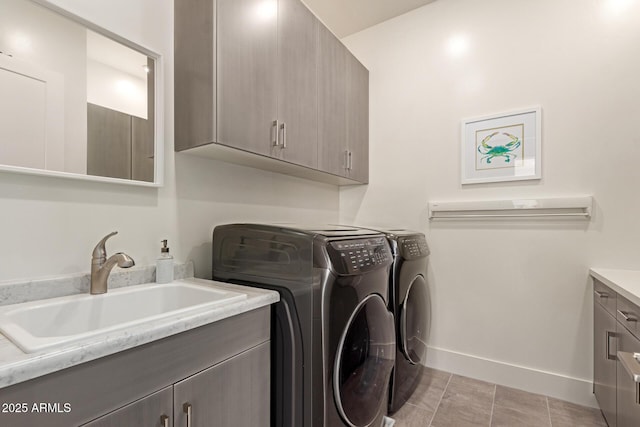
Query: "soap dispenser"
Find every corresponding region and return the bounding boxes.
[156,239,174,284]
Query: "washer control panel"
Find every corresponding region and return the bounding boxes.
[329,237,392,274]
[398,235,430,260]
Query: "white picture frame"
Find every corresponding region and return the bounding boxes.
[461,106,541,184]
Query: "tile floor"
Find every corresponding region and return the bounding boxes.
[389,368,607,427]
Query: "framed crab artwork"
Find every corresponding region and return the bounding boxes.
[461,106,541,184]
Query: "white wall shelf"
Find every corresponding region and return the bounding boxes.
[428,196,593,220]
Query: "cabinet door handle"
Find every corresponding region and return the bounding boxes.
[344,150,349,170]
[594,290,608,298]
[272,120,279,146]
[348,151,352,170]
[618,309,637,322]
[160,414,170,427]
[280,122,287,148]
[183,402,192,427]
[606,331,616,360]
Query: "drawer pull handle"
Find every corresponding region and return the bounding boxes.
[160,414,170,427]
[606,331,616,360]
[618,309,637,322]
[595,290,608,298]
[183,402,192,427]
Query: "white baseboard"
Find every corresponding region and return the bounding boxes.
[425,346,598,408]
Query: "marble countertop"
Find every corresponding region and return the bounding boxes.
[590,268,640,307]
[0,277,279,389]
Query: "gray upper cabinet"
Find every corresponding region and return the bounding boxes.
[216,0,277,156]
[317,26,370,183]
[174,0,215,151]
[274,0,318,168]
[346,54,369,183]
[317,24,347,177]
[174,0,368,185]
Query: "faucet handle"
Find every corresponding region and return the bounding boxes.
[92,231,118,261]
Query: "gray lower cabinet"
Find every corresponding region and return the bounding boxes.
[593,280,640,427]
[616,325,640,427]
[174,0,368,185]
[83,343,270,427]
[0,308,270,427]
[594,297,617,426]
[81,386,173,427]
[174,342,270,427]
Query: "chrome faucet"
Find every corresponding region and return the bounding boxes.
[90,231,135,294]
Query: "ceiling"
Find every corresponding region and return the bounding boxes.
[302,0,436,38]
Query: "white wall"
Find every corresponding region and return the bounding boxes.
[0,0,339,282]
[341,0,640,406]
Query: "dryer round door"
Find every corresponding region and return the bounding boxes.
[333,294,395,427]
[400,274,429,364]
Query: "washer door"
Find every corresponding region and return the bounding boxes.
[400,274,429,364]
[333,294,395,427]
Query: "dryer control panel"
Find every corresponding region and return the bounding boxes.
[398,235,430,260]
[329,237,392,275]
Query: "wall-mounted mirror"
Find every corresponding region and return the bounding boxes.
[0,0,163,186]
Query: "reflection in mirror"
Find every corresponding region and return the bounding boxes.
[0,0,161,186]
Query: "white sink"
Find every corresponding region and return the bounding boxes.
[0,280,247,353]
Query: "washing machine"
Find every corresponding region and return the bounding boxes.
[371,229,430,414]
[212,224,396,427]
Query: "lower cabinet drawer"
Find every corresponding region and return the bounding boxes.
[594,280,618,316]
[616,325,640,427]
[617,295,640,340]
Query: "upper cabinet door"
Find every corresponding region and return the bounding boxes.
[275,0,318,168]
[174,0,216,151]
[317,25,348,177]
[346,53,369,183]
[217,0,278,156]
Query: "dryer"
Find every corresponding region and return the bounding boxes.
[212,224,396,427]
[368,229,430,414]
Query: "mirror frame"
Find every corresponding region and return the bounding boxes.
[0,0,164,187]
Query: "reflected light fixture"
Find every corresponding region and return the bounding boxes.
[254,0,277,22]
[115,79,137,96]
[446,34,470,58]
[602,0,635,17]
[8,32,32,54]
